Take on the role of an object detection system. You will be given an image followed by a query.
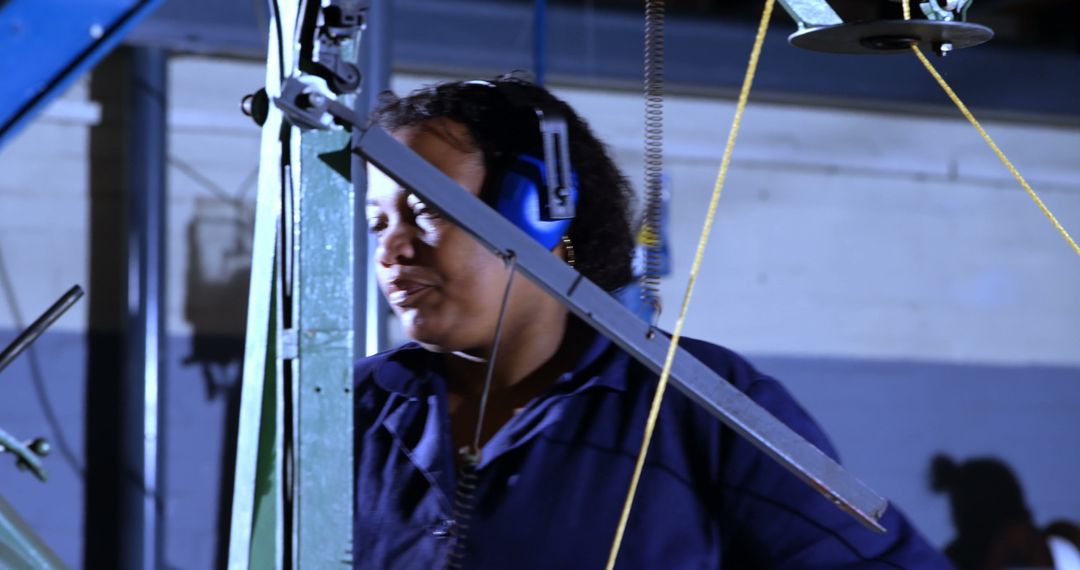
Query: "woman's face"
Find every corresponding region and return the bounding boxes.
[365,119,558,354]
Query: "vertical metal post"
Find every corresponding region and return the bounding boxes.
[292,6,364,564]
[293,132,354,569]
[123,45,167,570]
[354,0,392,358]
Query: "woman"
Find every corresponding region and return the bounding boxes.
[355,77,951,569]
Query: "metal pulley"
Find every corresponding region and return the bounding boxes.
[779,0,993,55]
[790,19,993,56]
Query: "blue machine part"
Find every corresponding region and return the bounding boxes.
[495,154,577,251]
[0,0,164,149]
[619,173,673,322]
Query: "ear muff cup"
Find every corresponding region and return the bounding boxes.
[494,154,577,251]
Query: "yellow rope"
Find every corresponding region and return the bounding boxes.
[902,0,1080,257]
[603,1,775,568]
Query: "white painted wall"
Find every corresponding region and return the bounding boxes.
[0,79,97,332]
[5,61,1075,363]
[549,84,1080,367]
[0,57,265,336]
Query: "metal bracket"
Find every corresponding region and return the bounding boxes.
[313,34,362,93]
[776,0,842,30]
[920,0,974,22]
[0,428,50,482]
[310,0,368,93]
[274,76,337,130]
[323,0,369,36]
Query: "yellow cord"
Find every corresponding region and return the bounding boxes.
[603,1,775,568]
[909,48,1080,257]
[902,0,1080,257]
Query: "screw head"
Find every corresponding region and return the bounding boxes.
[306,91,327,108]
[28,438,51,457]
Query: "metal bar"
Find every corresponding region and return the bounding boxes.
[226,0,297,563]
[0,285,83,375]
[123,45,167,570]
[354,124,889,531]
[248,280,281,570]
[226,65,287,570]
[353,0,393,359]
[0,494,66,570]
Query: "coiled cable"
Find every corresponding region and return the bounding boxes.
[444,253,518,569]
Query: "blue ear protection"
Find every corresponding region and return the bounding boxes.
[467,78,579,251]
[494,155,578,250]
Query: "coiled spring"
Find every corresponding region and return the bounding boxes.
[641,0,665,319]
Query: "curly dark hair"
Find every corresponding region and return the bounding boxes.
[370,76,636,292]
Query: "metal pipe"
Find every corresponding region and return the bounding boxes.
[123,45,167,570]
[353,0,393,358]
[0,285,83,375]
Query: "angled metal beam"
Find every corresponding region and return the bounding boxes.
[351,121,889,532]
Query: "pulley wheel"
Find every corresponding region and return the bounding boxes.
[789,20,993,55]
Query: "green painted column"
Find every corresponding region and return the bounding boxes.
[230,1,360,566]
[294,131,354,567]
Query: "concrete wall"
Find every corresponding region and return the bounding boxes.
[0,55,1077,567]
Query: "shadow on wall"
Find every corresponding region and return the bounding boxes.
[183,195,253,569]
[183,196,251,390]
[930,454,1080,570]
